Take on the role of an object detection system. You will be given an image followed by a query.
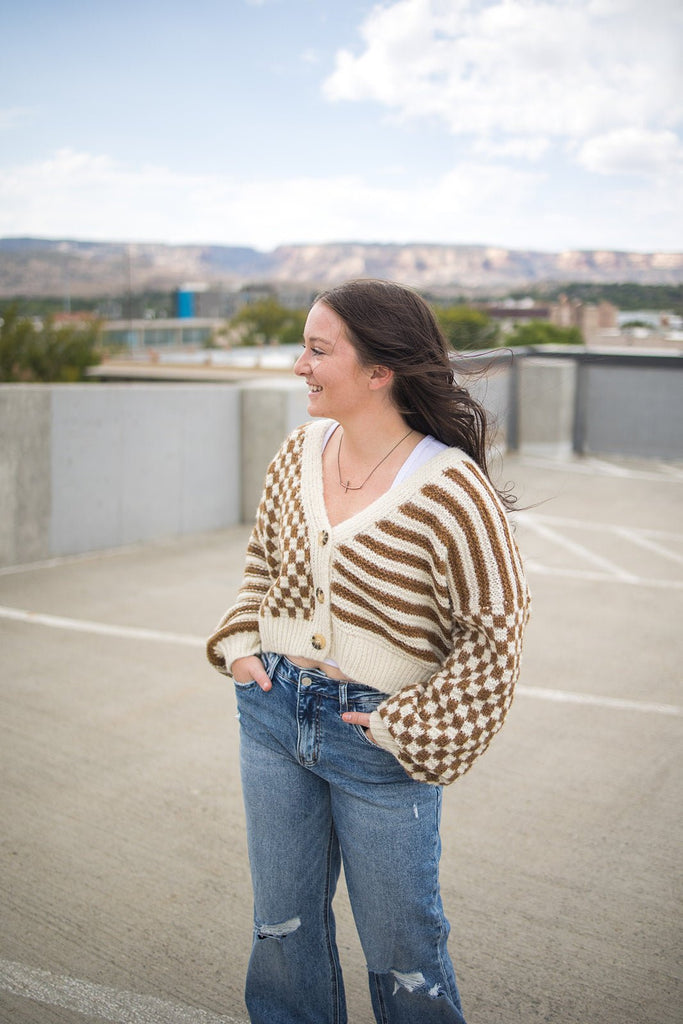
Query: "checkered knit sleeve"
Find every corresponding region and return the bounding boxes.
[369,463,530,786]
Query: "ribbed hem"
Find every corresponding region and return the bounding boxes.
[259,619,433,696]
[215,636,262,677]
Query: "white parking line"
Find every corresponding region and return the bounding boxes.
[516,685,681,717]
[1,605,680,718]
[522,512,682,542]
[0,605,205,647]
[524,559,683,590]
[0,957,247,1024]
[614,526,683,566]
[517,515,639,581]
[517,512,683,587]
[0,542,161,577]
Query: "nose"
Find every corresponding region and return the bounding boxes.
[293,349,309,376]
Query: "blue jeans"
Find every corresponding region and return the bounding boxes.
[234,653,467,1024]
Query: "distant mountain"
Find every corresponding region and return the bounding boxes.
[1,237,682,298]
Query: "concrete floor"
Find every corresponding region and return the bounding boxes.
[1,452,681,1024]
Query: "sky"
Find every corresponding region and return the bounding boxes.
[1,0,682,253]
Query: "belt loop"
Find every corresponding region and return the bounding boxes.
[338,682,348,713]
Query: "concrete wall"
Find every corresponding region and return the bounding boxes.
[578,363,683,460]
[505,351,682,461]
[1,355,681,567]
[466,362,512,450]
[1,384,240,567]
[239,379,310,521]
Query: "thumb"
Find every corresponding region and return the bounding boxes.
[253,665,273,692]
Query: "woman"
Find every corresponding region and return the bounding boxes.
[207,279,530,1024]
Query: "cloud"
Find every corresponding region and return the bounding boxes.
[323,0,683,166]
[472,137,551,161]
[577,128,683,177]
[0,147,542,249]
[1,145,680,253]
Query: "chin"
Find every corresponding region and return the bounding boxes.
[307,396,328,417]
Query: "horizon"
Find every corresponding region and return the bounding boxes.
[2,1,682,253]
[2,235,683,259]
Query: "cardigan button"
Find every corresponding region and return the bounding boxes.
[316,587,325,604]
[311,634,326,651]
[318,530,329,546]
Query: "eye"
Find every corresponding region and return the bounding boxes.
[301,341,324,356]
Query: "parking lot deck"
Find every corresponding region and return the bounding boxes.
[1,452,681,1024]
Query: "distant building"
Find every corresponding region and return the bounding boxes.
[175,282,235,319]
[50,311,99,328]
[550,295,617,344]
[101,317,221,350]
[470,299,552,337]
[481,301,551,332]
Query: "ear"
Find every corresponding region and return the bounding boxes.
[368,365,394,391]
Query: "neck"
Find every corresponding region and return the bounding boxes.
[335,409,410,460]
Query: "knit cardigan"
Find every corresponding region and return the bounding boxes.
[207,419,530,786]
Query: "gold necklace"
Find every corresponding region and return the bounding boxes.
[337,428,414,493]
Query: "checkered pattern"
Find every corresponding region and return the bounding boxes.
[258,432,314,619]
[379,602,529,784]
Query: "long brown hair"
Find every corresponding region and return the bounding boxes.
[315,278,516,511]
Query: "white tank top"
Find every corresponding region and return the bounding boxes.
[321,423,448,485]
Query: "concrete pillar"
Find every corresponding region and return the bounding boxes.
[516,358,577,458]
[239,379,310,522]
[0,385,51,566]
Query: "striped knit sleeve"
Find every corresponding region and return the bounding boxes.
[369,463,530,786]
[206,458,285,676]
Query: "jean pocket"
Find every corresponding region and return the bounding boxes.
[351,723,383,748]
[347,689,388,748]
[233,678,259,691]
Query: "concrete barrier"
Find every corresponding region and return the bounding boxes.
[517,357,577,458]
[1,352,681,567]
[509,349,683,461]
[578,360,683,460]
[239,379,310,522]
[1,384,240,567]
[0,386,51,566]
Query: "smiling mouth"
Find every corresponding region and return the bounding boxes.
[308,385,323,393]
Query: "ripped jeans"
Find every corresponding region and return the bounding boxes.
[235,653,467,1024]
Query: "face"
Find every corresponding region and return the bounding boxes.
[294,301,374,421]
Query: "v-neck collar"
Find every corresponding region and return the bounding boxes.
[300,419,467,541]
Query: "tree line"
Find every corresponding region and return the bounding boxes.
[0,305,101,382]
[0,296,582,382]
[4,279,680,381]
[506,281,683,314]
[223,297,581,351]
